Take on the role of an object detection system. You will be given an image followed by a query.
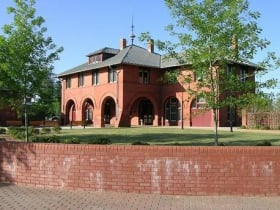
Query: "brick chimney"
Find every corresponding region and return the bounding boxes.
[120,38,127,50]
[231,35,238,58]
[147,39,154,53]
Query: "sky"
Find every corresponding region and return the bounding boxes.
[0,0,279,92]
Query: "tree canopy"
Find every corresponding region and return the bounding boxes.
[0,0,63,117]
[140,0,279,145]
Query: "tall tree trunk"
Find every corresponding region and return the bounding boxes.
[213,108,219,146]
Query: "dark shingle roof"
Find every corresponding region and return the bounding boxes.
[58,44,260,77]
[86,47,119,57]
[58,45,162,77]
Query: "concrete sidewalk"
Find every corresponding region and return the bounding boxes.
[0,184,279,210]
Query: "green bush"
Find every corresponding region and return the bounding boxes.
[41,127,51,134]
[131,141,149,145]
[52,125,61,134]
[88,138,111,145]
[0,137,6,141]
[8,126,34,140]
[63,137,80,144]
[33,128,40,134]
[0,128,6,134]
[30,135,60,143]
[256,140,272,146]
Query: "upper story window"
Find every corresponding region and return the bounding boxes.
[92,70,99,85]
[78,72,84,87]
[240,68,248,82]
[108,67,117,83]
[66,76,71,88]
[139,68,150,84]
[227,65,235,77]
[89,54,101,64]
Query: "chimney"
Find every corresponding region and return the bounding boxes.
[147,39,154,53]
[231,35,238,58]
[120,38,127,50]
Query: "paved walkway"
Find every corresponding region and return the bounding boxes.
[0,184,279,210]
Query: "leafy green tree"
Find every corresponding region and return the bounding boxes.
[0,0,63,118]
[141,0,279,145]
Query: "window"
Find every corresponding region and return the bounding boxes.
[78,72,84,87]
[165,97,180,121]
[139,68,150,84]
[92,70,99,85]
[89,54,101,64]
[227,65,235,77]
[108,67,117,83]
[240,68,247,82]
[66,76,71,88]
[191,97,206,109]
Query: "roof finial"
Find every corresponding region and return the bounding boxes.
[129,16,136,45]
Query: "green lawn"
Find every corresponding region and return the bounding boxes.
[56,127,280,146]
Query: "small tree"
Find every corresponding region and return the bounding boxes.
[0,0,63,111]
[141,0,278,145]
[0,0,63,141]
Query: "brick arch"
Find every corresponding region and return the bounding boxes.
[80,96,96,110]
[98,92,116,109]
[100,95,117,127]
[65,99,77,125]
[128,95,159,126]
[163,96,181,126]
[127,94,158,115]
[81,98,95,125]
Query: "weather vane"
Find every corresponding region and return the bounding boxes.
[129,16,136,45]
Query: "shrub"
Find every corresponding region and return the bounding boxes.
[33,128,40,134]
[0,137,6,141]
[88,138,111,145]
[0,128,6,134]
[41,127,51,134]
[8,126,34,140]
[52,125,61,134]
[30,135,60,143]
[256,140,272,146]
[63,137,80,144]
[131,141,149,145]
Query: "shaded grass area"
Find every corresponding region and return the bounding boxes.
[55,127,280,146]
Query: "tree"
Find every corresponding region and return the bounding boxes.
[0,0,63,125]
[141,0,279,145]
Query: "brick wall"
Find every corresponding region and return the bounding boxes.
[0,142,279,196]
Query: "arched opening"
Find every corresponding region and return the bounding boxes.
[82,99,94,125]
[138,98,154,125]
[102,97,116,125]
[65,100,76,125]
[164,97,180,126]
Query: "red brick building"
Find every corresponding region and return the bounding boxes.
[58,38,256,127]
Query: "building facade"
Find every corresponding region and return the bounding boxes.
[58,38,255,128]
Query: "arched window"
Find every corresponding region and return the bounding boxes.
[165,97,180,121]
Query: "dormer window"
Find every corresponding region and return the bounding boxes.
[88,54,101,64]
